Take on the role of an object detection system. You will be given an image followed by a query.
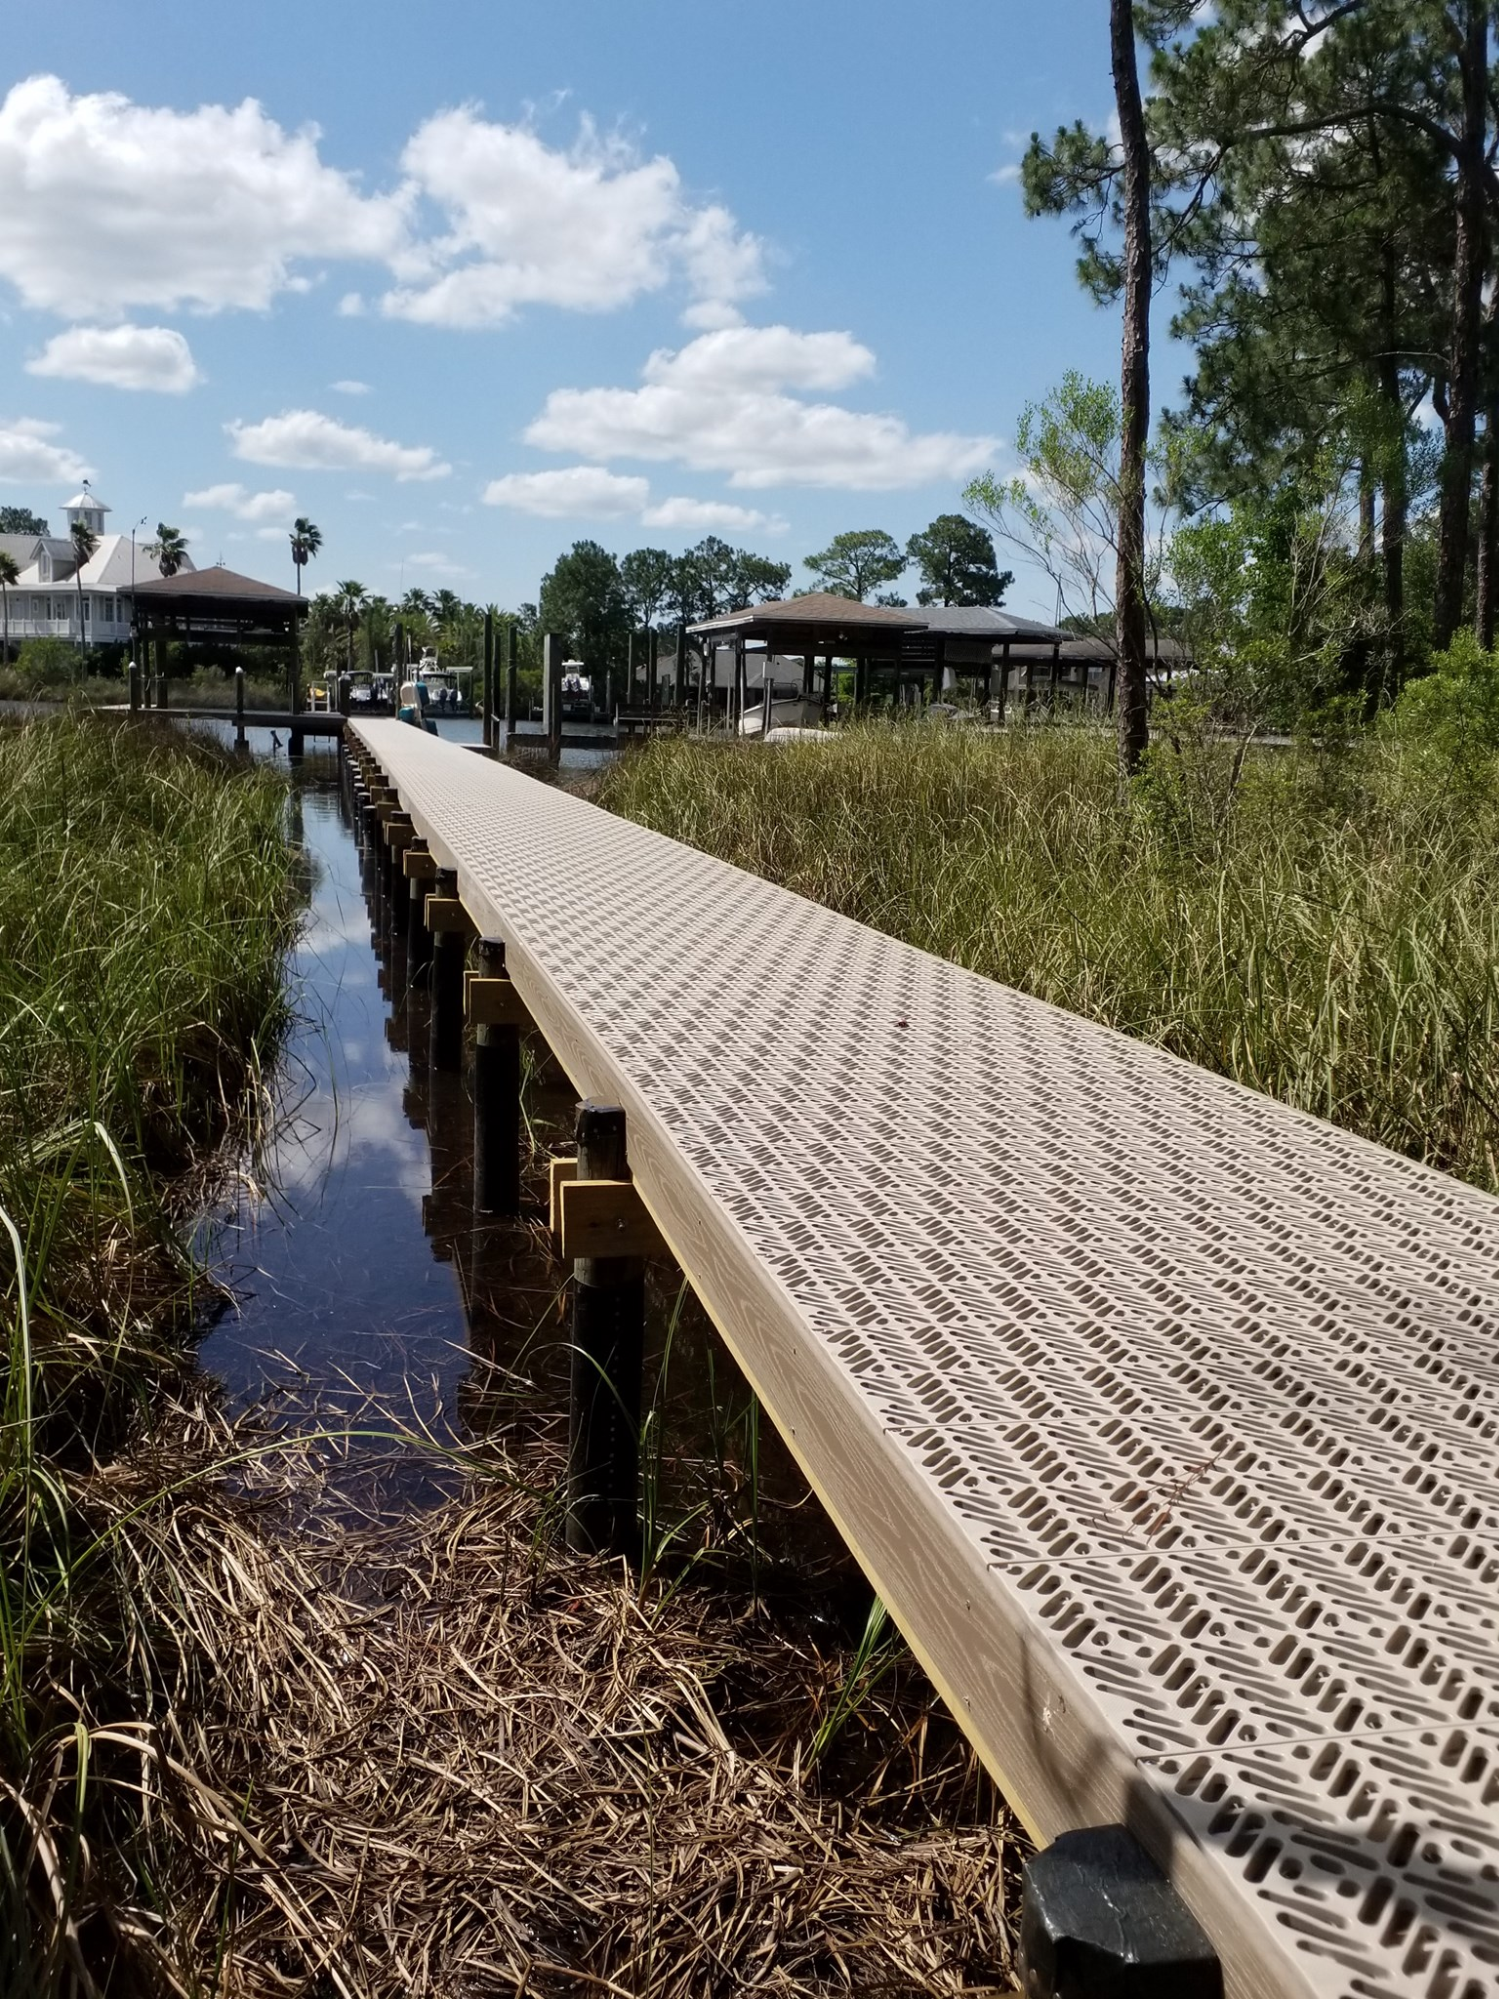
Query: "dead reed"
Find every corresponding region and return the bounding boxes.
[42,1405,1020,1998]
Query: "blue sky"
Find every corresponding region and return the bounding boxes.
[0,1,1183,619]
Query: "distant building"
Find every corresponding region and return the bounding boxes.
[0,483,195,649]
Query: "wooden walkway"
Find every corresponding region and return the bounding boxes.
[351,719,1497,1999]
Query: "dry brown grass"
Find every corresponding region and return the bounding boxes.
[34,1403,1021,1998]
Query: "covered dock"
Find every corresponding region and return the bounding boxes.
[129,565,308,708]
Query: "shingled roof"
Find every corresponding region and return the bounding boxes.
[129,565,302,605]
[689,592,925,635]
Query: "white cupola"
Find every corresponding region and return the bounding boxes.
[62,480,110,537]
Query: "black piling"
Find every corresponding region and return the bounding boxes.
[472,938,521,1216]
[1020,1825,1221,1999]
[566,1103,645,1560]
[406,845,435,978]
[428,868,466,1072]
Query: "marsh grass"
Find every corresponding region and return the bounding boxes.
[0,713,299,1995]
[599,717,1497,1188]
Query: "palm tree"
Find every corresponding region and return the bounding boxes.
[69,518,99,652]
[290,517,322,596]
[0,549,17,663]
[334,579,368,675]
[148,524,188,578]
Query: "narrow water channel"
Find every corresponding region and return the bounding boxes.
[197,726,849,1594]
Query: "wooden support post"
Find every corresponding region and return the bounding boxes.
[674,625,686,708]
[387,820,412,926]
[802,652,814,698]
[1048,641,1061,712]
[128,659,140,712]
[404,843,437,974]
[504,622,518,750]
[566,1102,645,1560]
[154,636,169,708]
[427,869,465,1071]
[734,638,746,735]
[379,805,410,900]
[471,939,521,1215]
[646,626,657,717]
[1020,1826,1221,1998]
[482,608,495,751]
[543,632,564,764]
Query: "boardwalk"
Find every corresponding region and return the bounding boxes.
[352,718,1497,1999]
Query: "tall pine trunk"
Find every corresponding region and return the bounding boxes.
[1477,292,1497,651]
[1376,245,1407,690]
[1111,0,1151,775]
[1432,0,1489,647]
[1488,413,1496,647]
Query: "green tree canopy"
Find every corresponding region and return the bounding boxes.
[1023,0,1497,658]
[539,540,630,669]
[620,548,676,628]
[803,530,905,602]
[0,506,47,536]
[906,515,1014,606]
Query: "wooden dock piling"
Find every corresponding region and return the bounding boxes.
[404,842,437,976]
[427,868,467,1071]
[470,939,522,1215]
[543,633,564,765]
[565,1102,645,1560]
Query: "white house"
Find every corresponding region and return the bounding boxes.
[0,484,195,649]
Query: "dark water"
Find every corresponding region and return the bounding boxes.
[199,731,577,1508]
[191,725,849,1607]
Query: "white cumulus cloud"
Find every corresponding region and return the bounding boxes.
[640,496,784,532]
[27,323,202,392]
[183,481,296,523]
[0,75,407,317]
[227,409,450,481]
[406,550,473,577]
[380,106,765,328]
[0,79,765,335]
[525,327,997,491]
[0,416,91,484]
[482,465,650,518]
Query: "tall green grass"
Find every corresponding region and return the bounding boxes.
[599,719,1497,1189]
[0,714,298,1994]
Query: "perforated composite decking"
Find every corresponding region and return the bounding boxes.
[352,719,1498,1999]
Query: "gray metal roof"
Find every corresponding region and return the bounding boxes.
[905,605,1068,643]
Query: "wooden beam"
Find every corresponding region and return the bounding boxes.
[548,1155,578,1242]
[465,972,529,1027]
[425,894,476,936]
[558,1176,666,1262]
[402,847,439,880]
